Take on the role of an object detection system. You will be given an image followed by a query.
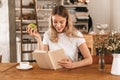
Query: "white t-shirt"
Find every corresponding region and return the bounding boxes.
[43,31,85,61]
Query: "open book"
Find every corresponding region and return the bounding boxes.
[32,49,67,70]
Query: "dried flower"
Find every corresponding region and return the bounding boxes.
[94,34,108,55]
[95,32,120,54]
[106,33,120,53]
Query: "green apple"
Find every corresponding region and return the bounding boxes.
[28,23,37,29]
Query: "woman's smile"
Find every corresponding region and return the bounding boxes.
[52,15,67,33]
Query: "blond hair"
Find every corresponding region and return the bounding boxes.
[49,5,80,42]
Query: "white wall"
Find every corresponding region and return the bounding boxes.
[110,0,120,32]
[88,0,110,32]
[0,0,10,62]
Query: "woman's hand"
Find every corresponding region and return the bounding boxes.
[26,26,40,39]
[58,58,74,69]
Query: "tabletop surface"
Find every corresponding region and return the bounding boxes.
[0,63,120,80]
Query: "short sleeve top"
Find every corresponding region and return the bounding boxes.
[43,31,86,61]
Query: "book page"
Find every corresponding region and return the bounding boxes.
[48,49,67,70]
[32,49,67,70]
[32,50,53,69]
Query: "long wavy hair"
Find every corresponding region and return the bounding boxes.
[49,5,80,42]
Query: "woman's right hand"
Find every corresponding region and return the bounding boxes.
[26,26,41,39]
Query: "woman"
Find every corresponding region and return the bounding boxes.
[27,5,92,69]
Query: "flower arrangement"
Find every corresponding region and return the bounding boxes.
[95,32,120,54]
[106,32,120,53]
[94,34,108,55]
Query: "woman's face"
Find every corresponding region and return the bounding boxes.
[52,15,67,33]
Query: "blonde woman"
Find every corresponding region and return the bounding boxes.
[27,5,92,69]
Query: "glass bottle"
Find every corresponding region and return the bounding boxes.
[99,53,105,71]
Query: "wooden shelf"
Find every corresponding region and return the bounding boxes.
[22,50,33,53]
[15,0,38,62]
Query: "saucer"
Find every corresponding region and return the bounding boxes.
[16,65,33,70]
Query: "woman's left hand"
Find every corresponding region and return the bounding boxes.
[58,58,74,69]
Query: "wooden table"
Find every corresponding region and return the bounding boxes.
[0,63,120,80]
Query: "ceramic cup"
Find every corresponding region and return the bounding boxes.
[19,62,30,68]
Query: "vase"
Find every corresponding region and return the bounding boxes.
[111,54,120,75]
[99,53,105,71]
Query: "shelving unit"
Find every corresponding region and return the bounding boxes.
[15,0,90,62]
[62,0,89,32]
[36,0,62,38]
[15,0,38,62]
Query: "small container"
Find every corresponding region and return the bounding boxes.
[22,53,33,61]
[99,53,105,71]
[19,62,30,68]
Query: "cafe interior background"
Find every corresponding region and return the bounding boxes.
[0,0,120,63]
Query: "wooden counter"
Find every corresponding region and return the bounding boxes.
[0,63,119,80]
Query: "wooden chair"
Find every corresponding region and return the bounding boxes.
[0,55,2,63]
[83,34,95,55]
[0,53,2,63]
